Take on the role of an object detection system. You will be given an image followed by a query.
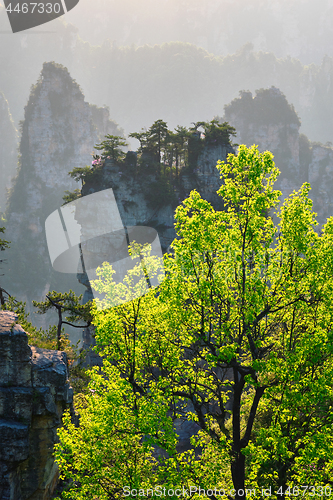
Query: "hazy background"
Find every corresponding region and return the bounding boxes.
[0,0,332,144]
[0,0,332,338]
[56,0,333,65]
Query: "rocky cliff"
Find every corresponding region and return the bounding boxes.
[307,143,333,225]
[0,311,74,500]
[78,141,234,365]
[224,86,333,228]
[0,92,18,215]
[4,73,333,362]
[2,62,123,320]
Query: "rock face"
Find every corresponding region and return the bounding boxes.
[79,87,333,363]
[2,62,123,316]
[80,143,233,249]
[0,91,18,215]
[307,143,333,225]
[78,142,234,365]
[224,86,333,228]
[0,311,73,500]
[224,87,303,189]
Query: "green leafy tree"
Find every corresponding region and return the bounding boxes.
[54,244,175,500]
[68,165,98,186]
[55,145,333,499]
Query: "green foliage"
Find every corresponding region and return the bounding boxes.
[55,144,333,498]
[0,226,10,252]
[68,165,99,185]
[55,365,167,500]
[33,290,93,350]
[197,119,237,147]
[224,87,301,127]
[62,189,81,205]
[33,290,92,325]
[1,295,69,350]
[54,245,173,499]
[95,134,128,162]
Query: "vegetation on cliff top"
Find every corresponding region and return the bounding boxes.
[65,119,236,209]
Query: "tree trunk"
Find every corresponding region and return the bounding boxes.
[231,452,246,499]
[231,368,246,499]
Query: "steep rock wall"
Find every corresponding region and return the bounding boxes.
[2,62,122,317]
[0,92,18,215]
[307,144,333,224]
[78,142,234,365]
[224,86,333,228]
[0,311,74,500]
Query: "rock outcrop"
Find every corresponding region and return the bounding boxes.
[0,310,73,500]
[2,62,123,317]
[224,86,333,228]
[307,143,333,225]
[79,87,333,363]
[0,91,18,215]
[78,141,234,364]
[224,87,304,192]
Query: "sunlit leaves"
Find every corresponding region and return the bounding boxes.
[56,145,333,497]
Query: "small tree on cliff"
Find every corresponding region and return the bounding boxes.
[33,290,93,350]
[55,145,333,499]
[94,134,128,162]
[200,118,237,146]
[167,125,190,177]
[147,119,169,166]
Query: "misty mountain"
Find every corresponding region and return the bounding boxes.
[2,62,123,324]
[3,61,333,330]
[0,1,333,147]
[62,0,333,65]
[0,91,17,214]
